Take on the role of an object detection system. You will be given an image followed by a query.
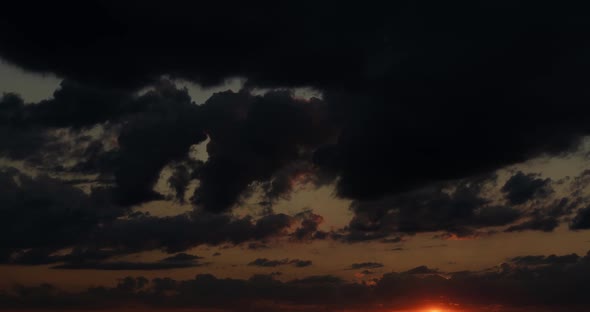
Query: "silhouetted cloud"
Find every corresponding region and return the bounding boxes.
[160,253,202,262]
[404,266,439,275]
[349,262,384,270]
[191,90,334,212]
[247,242,270,250]
[340,174,521,240]
[53,259,205,270]
[248,258,312,268]
[510,253,580,266]
[0,168,124,254]
[92,212,294,254]
[505,217,560,232]
[4,250,590,311]
[501,171,553,205]
[290,210,325,242]
[571,206,590,230]
[0,1,589,212]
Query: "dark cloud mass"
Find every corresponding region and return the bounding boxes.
[0,1,589,209]
[0,166,298,264]
[51,251,207,271]
[192,90,334,212]
[349,262,384,270]
[52,259,204,271]
[571,206,590,230]
[501,171,553,205]
[91,212,294,254]
[248,258,313,268]
[342,174,522,240]
[0,168,123,252]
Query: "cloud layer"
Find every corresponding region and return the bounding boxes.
[3,251,590,311]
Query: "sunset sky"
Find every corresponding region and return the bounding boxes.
[1,2,590,312]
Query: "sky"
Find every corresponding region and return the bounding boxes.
[1,1,590,311]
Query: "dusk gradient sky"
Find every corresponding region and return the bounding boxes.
[1,2,590,311]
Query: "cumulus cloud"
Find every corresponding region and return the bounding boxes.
[191,90,334,212]
[0,168,124,254]
[501,171,553,205]
[0,1,589,211]
[339,174,521,240]
[570,206,590,230]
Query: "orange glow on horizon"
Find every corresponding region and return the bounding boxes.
[417,307,450,312]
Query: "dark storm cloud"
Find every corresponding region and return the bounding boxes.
[1,1,589,211]
[404,266,439,275]
[501,171,553,205]
[4,251,590,311]
[0,95,101,173]
[247,242,271,250]
[341,174,522,240]
[248,258,312,268]
[161,252,202,262]
[336,168,590,240]
[27,80,136,128]
[349,262,384,270]
[13,210,295,265]
[290,260,313,268]
[91,211,294,253]
[4,247,133,267]
[0,1,381,89]
[506,195,585,233]
[1,81,207,206]
[167,162,196,202]
[192,90,334,212]
[505,216,560,232]
[1,80,139,162]
[0,93,49,158]
[290,210,325,242]
[0,168,124,252]
[52,253,206,270]
[53,261,202,270]
[110,81,207,205]
[510,253,580,266]
[570,206,590,230]
[4,81,333,211]
[0,165,299,264]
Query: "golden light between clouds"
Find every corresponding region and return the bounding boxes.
[419,308,446,312]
